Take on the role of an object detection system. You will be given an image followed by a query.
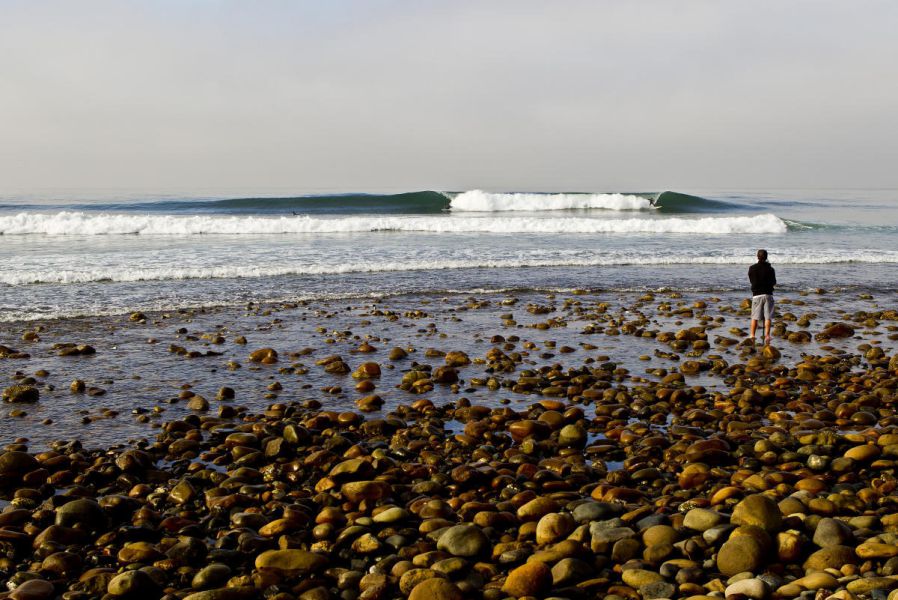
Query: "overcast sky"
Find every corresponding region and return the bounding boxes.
[2,1,897,194]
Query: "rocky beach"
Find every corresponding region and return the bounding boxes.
[2,288,898,600]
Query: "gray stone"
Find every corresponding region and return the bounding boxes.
[436,524,490,558]
[812,517,854,548]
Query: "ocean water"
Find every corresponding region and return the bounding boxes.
[2,188,897,322]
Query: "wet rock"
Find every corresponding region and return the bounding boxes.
[2,384,39,403]
[0,451,38,475]
[352,362,381,379]
[388,347,408,360]
[55,498,106,531]
[248,347,278,363]
[820,323,855,338]
[558,423,587,448]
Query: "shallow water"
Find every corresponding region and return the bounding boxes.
[2,288,894,450]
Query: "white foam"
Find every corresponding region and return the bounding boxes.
[4,249,896,286]
[449,190,653,212]
[0,211,787,236]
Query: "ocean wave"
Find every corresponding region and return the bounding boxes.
[448,190,653,211]
[6,249,896,286]
[0,212,787,236]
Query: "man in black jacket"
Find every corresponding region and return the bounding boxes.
[749,249,776,345]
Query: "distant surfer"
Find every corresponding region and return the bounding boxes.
[748,249,776,345]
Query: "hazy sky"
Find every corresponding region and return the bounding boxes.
[2,1,897,193]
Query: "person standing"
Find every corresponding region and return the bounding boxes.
[749,249,776,345]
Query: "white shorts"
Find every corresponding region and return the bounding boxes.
[751,294,774,321]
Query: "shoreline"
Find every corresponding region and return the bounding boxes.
[2,290,898,599]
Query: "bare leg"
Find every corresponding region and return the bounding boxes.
[764,320,772,345]
[750,318,758,341]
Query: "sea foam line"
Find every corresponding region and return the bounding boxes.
[0,211,787,235]
[4,251,896,286]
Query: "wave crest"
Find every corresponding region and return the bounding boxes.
[448,190,653,212]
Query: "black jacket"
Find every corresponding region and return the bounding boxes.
[749,261,776,295]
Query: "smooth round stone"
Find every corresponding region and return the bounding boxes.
[107,570,156,597]
[621,568,664,587]
[845,444,881,461]
[778,497,807,516]
[55,498,105,530]
[731,495,783,532]
[0,451,38,475]
[341,480,391,503]
[643,524,678,547]
[551,557,593,585]
[40,551,81,576]
[725,577,770,599]
[857,541,898,559]
[431,557,468,577]
[191,563,232,590]
[329,458,373,479]
[792,572,839,590]
[640,581,677,599]
[812,517,854,548]
[558,424,587,447]
[803,545,858,571]
[717,536,764,577]
[254,549,328,575]
[373,506,410,524]
[117,541,162,564]
[182,588,256,600]
[572,502,616,523]
[535,513,575,545]
[408,578,464,600]
[517,497,560,521]
[502,561,552,598]
[703,524,735,546]
[684,508,725,532]
[436,525,490,557]
[9,579,55,600]
[846,577,898,594]
[399,569,442,595]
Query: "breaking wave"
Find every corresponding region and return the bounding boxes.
[448,190,653,211]
[0,212,787,236]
